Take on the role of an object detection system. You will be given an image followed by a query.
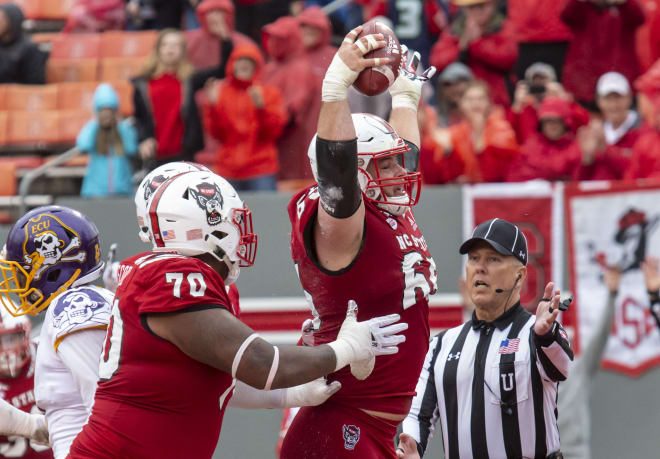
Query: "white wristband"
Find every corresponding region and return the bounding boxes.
[322,54,359,102]
[327,339,354,371]
[391,92,420,112]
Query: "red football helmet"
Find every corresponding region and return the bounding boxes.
[0,308,31,377]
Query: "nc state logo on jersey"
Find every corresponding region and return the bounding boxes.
[144,174,168,202]
[188,182,224,226]
[342,424,360,450]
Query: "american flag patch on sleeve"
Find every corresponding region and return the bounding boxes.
[498,338,520,354]
[162,229,176,240]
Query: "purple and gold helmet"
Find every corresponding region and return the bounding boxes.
[0,206,104,316]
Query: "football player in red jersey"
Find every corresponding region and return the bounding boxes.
[0,310,51,459]
[70,170,408,458]
[279,26,437,458]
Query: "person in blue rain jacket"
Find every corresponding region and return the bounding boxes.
[78,83,138,198]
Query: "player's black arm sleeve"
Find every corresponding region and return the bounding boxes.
[649,290,660,330]
[402,140,420,173]
[315,137,362,218]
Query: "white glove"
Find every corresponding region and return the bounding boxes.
[102,243,119,292]
[389,45,436,111]
[327,300,408,379]
[0,398,49,445]
[301,318,316,347]
[283,377,342,407]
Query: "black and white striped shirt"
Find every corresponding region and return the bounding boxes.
[402,303,573,459]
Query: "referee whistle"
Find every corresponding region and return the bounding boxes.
[549,296,573,313]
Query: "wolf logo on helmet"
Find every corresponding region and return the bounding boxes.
[188,182,224,226]
[143,174,168,203]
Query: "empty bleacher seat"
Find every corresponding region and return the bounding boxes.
[0,87,6,111]
[100,31,157,58]
[49,33,100,59]
[0,112,7,145]
[7,111,60,144]
[58,110,91,144]
[12,0,74,21]
[109,79,134,117]
[5,84,58,111]
[47,59,99,83]
[56,81,97,112]
[99,57,143,81]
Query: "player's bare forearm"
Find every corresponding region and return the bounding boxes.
[317,100,355,141]
[145,308,337,389]
[389,107,420,148]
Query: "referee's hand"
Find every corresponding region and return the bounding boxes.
[396,433,420,459]
[534,282,560,335]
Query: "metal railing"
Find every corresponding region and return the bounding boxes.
[18,147,82,215]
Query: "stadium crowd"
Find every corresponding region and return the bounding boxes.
[1,0,660,197]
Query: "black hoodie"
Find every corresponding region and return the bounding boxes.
[0,4,45,84]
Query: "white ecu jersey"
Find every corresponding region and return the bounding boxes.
[34,285,113,459]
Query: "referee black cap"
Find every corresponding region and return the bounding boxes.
[460,218,528,265]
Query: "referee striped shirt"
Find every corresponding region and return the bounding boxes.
[402,303,573,459]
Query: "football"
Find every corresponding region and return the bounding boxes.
[353,20,402,96]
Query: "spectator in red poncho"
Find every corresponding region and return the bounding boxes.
[202,44,286,191]
[507,97,581,182]
[186,0,255,70]
[430,0,518,106]
[422,81,519,184]
[63,0,125,32]
[561,0,645,108]
[636,0,660,71]
[509,62,590,144]
[625,61,660,180]
[575,72,643,181]
[262,16,318,181]
[298,6,336,87]
[507,0,572,82]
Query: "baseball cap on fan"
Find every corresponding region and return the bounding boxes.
[597,72,630,96]
[459,218,528,265]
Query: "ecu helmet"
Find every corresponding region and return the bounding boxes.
[145,171,257,285]
[308,113,421,216]
[135,162,210,243]
[0,206,104,316]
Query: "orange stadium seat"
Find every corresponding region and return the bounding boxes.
[57,81,98,112]
[109,80,134,117]
[100,31,157,58]
[31,33,61,44]
[4,84,58,111]
[47,59,99,83]
[58,110,91,144]
[7,111,60,145]
[0,87,7,111]
[50,34,100,60]
[99,58,144,81]
[0,162,17,196]
[0,111,8,145]
[12,0,74,20]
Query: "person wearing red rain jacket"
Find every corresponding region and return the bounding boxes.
[430,0,517,106]
[424,81,519,184]
[298,6,337,86]
[202,44,287,191]
[186,0,255,70]
[507,97,582,182]
[625,61,660,180]
[262,16,318,181]
[560,0,645,107]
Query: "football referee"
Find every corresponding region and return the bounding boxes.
[397,218,573,459]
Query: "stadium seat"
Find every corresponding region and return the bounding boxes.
[0,86,7,111]
[99,57,143,81]
[57,81,98,112]
[31,32,61,44]
[58,110,90,144]
[5,84,58,111]
[100,31,157,58]
[13,0,74,20]
[49,33,100,60]
[109,79,134,117]
[0,112,7,145]
[7,111,60,145]
[47,59,99,83]
[0,162,17,196]
[0,155,44,169]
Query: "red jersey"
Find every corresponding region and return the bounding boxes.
[288,187,437,415]
[0,347,52,459]
[70,252,237,459]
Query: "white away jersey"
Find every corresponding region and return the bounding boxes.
[34,285,113,459]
